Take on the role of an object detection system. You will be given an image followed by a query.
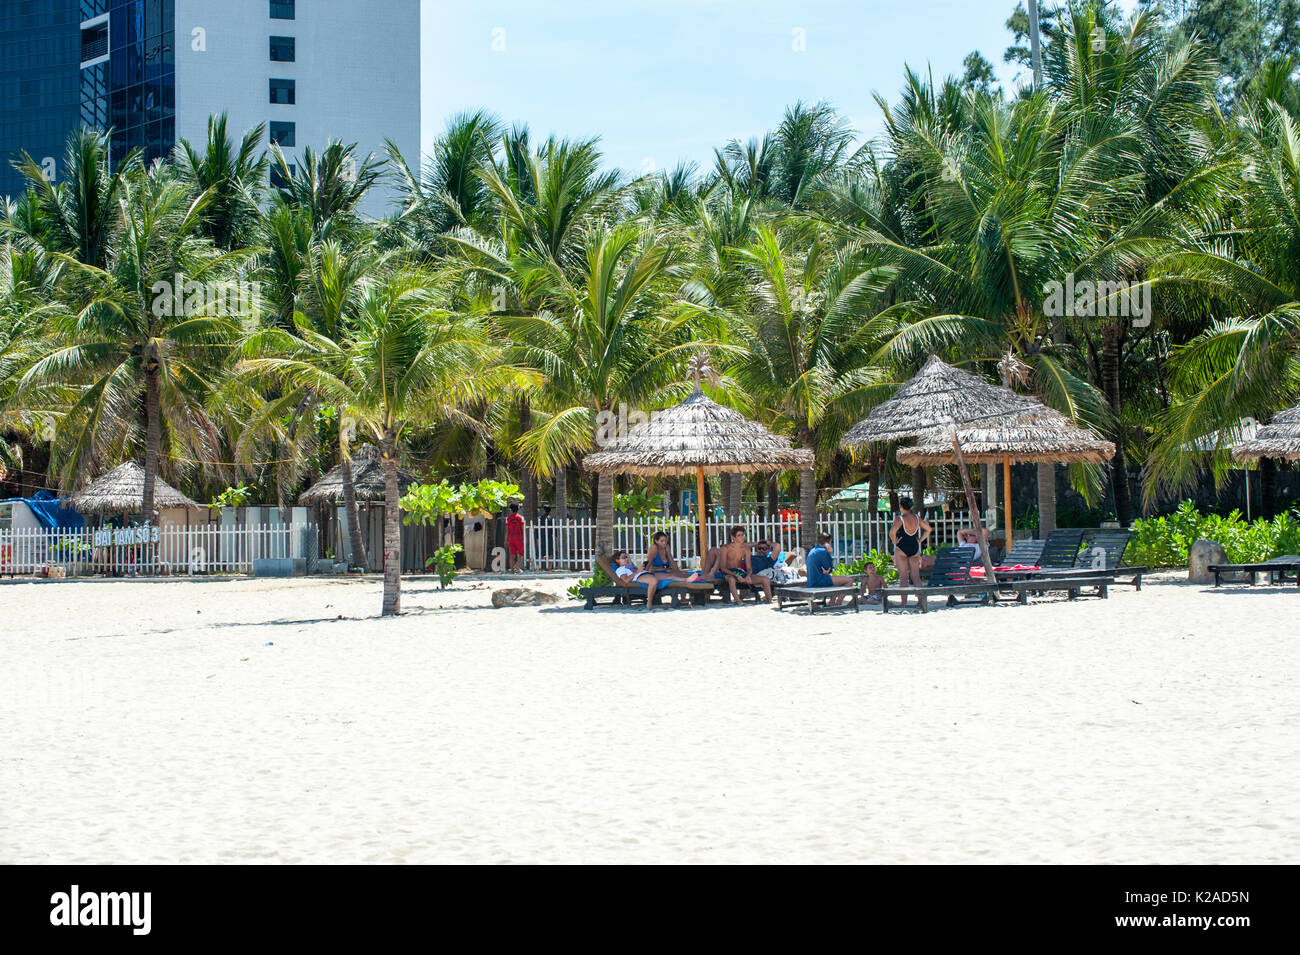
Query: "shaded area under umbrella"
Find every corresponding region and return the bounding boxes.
[841,356,1049,584]
[895,406,1115,543]
[583,384,813,561]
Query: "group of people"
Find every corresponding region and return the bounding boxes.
[610,527,802,606]
[521,493,989,609]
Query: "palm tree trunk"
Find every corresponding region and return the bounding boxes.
[1102,319,1133,526]
[142,362,161,523]
[339,448,368,570]
[727,471,742,520]
[595,472,615,556]
[277,455,292,526]
[380,432,402,616]
[867,451,881,551]
[554,466,568,518]
[798,467,817,552]
[1037,463,1056,534]
[910,466,926,510]
[719,473,731,519]
[767,475,778,519]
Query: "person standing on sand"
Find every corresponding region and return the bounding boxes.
[506,503,525,573]
[890,497,931,605]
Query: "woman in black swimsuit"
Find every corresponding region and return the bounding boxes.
[890,497,932,605]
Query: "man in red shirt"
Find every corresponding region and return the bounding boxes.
[506,502,526,572]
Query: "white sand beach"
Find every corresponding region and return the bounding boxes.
[1,573,1296,864]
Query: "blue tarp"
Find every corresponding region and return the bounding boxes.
[2,490,84,530]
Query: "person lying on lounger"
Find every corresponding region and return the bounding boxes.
[750,540,799,585]
[806,533,881,605]
[702,526,773,603]
[613,550,666,610]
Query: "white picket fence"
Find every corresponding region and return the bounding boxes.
[0,523,314,578]
[523,509,976,570]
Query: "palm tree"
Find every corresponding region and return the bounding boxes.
[1147,99,1300,508]
[174,112,268,251]
[22,163,248,517]
[695,220,896,549]
[268,140,386,238]
[507,222,693,555]
[8,128,137,269]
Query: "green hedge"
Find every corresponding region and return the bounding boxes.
[1129,501,1300,568]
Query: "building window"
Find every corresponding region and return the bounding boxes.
[269,36,295,62]
[269,78,296,105]
[269,121,296,147]
[81,20,109,64]
[270,163,296,189]
[270,0,295,19]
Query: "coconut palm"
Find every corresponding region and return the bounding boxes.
[507,221,694,555]
[1146,98,1300,508]
[7,128,137,269]
[22,163,249,517]
[174,112,268,251]
[268,140,386,239]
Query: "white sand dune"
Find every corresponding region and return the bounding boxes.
[0,572,1296,864]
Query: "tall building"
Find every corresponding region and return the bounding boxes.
[0,0,83,200]
[1,0,420,216]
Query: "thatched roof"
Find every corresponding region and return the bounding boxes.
[582,389,815,477]
[69,461,201,515]
[298,444,420,505]
[1233,404,1300,462]
[841,356,1046,449]
[895,407,1116,465]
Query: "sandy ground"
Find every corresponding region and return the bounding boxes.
[0,570,1296,864]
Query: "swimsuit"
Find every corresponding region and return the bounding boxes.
[895,516,921,557]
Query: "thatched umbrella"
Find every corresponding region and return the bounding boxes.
[298,444,419,505]
[69,461,200,518]
[1232,404,1300,462]
[895,407,1115,539]
[583,362,813,561]
[841,356,1048,583]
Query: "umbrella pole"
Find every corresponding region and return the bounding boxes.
[696,466,708,570]
[952,435,998,584]
[1003,455,1013,547]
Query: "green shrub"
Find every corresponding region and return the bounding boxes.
[567,563,613,600]
[835,548,898,583]
[1129,501,1300,567]
[425,543,463,589]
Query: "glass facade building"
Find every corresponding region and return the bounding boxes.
[0,0,174,200]
[0,0,82,199]
[79,0,176,173]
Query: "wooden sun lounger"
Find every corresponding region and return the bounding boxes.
[878,547,989,613]
[580,555,716,609]
[994,575,1114,602]
[1207,556,1300,588]
[774,585,860,614]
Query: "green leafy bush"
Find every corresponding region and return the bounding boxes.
[425,543,464,589]
[612,488,661,516]
[1129,501,1300,567]
[835,548,898,583]
[567,563,613,600]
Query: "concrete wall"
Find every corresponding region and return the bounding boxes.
[174,0,420,217]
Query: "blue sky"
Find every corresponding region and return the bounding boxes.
[419,0,1140,173]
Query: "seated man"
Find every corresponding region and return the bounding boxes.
[806,533,878,605]
[703,526,772,603]
[750,540,798,586]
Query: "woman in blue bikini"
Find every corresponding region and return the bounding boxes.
[644,531,701,580]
